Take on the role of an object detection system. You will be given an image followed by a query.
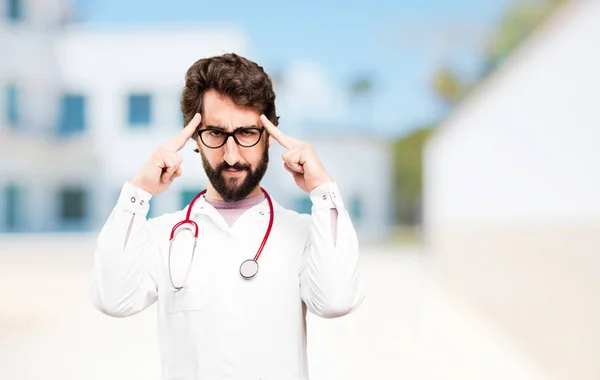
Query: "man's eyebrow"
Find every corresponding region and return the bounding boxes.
[203,125,227,131]
[202,125,261,131]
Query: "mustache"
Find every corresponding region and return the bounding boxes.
[216,162,251,171]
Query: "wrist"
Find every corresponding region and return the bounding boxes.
[130,177,152,194]
[309,175,334,192]
[130,177,142,189]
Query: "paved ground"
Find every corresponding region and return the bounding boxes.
[0,235,550,379]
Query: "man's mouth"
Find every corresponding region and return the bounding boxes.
[223,168,247,175]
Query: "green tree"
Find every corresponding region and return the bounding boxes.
[431,66,470,106]
[431,0,567,103]
[392,126,434,225]
[392,0,568,227]
[482,0,567,75]
[350,75,374,96]
[349,74,375,129]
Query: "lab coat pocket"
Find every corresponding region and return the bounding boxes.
[165,288,204,313]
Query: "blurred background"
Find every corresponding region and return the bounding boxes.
[1,0,599,379]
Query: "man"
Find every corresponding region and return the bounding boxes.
[90,53,364,380]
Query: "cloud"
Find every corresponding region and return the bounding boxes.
[276,61,348,122]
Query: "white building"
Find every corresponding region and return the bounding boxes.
[424,1,600,379]
[0,0,391,243]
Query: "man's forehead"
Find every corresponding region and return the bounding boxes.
[202,97,261,129]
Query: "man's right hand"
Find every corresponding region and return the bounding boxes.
[130,113,201,195]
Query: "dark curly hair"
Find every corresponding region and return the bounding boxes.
[180,53,279,149]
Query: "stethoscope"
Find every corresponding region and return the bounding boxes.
[168,188,274,292]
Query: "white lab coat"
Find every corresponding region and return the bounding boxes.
[90,181,364,380]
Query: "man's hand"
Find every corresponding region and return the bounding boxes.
[260,114,333,193]
[130,113,201,195]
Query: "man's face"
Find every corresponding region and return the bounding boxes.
[197,90,269,202]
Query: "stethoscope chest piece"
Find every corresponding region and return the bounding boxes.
[240,259,259,279]
[168,187,273,289]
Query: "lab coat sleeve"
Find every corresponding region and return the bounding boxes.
[89,181,161,318]
[300,182,365,318]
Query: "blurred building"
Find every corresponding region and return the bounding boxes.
[423,1,600,379]
[0,0,390,243]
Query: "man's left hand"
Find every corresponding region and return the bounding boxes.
[260,114,333,193]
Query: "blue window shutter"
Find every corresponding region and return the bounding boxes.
[5,85,19,127]
[59,187,86,222]
[128,94,152,127]
[146,204,154,219]
[294,196,312,215]
[349,195,363,223]
[180,189,201,210]
[4,183,21,231]
[59,94,86,136]
[8,0,23,21]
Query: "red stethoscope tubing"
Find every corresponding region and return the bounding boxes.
[254,189,274,261]
[169,187,274,262]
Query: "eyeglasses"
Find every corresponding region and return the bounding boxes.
[198,127,265,149]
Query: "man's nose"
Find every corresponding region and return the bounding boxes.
[223,135,241,166]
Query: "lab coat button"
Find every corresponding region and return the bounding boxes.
[259,211,264,215]
[140,199,145,206]
[130,197,136,203]
[322,194,327,201]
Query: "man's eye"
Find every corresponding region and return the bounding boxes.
[210,130,224,137]
[240,129,257,136]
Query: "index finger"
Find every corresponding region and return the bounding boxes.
[165,113,201,151]
[260,114,296,149]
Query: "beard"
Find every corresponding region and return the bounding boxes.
[201,144,269,202]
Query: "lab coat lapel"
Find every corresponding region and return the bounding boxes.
[189,196,231,232]
[188,194,281,231]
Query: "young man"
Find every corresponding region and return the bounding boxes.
[90,53,364,380]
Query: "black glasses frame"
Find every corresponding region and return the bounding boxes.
[198,127,265,149]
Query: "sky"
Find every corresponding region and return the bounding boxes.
[70,0,516,138]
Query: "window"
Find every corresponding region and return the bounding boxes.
[146,203,154,219]
[58,187,86,222]
[5,84,19,127]
[3,183,21,231]
[7,0,23,22]
[349,195,363,223]
[58,94,86,136]
[180,189,202,209]
[294,196,312,215]
[128,94,152,127]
